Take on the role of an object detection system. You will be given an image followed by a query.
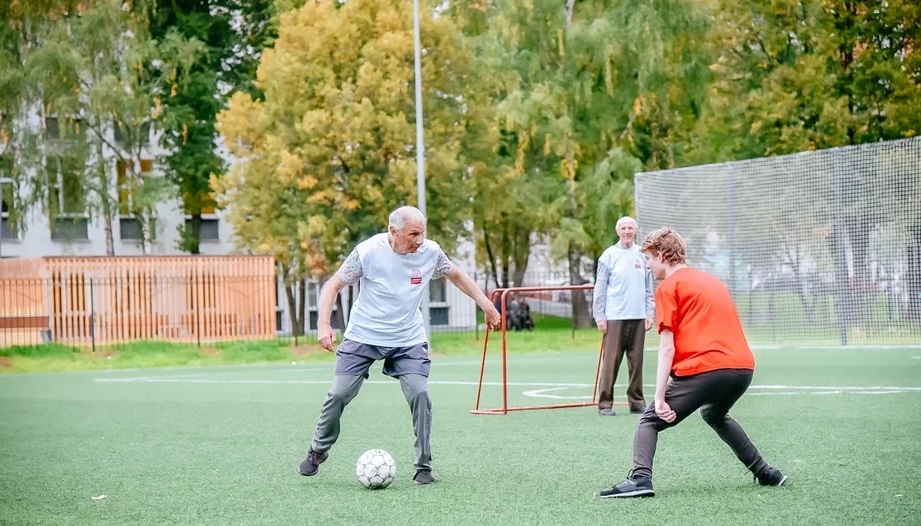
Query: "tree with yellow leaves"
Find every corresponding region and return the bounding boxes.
[215,0,474,334]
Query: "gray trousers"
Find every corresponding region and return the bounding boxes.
[598,319,646,410]
[310,374,432,471]
[632,368,768,479]
[309,339,433,472]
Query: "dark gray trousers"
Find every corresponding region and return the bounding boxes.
[598,319,646,411]
[632,368,769,479]
[309,340,433,471]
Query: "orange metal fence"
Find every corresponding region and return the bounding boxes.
[0,256,276,348]
[0,259,49,347]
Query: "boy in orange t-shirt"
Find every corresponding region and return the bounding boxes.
[599,227,787,499]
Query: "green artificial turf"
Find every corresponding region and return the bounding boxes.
[1,347,919,525]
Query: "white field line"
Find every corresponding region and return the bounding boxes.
[93,375,921,397]
[92,361,495,382]
[521,385,921,400]
[86,355,616,382]
[88,357,563,380]
[94,378,594,386]
[131,367,332,379]
[750,345,921,351]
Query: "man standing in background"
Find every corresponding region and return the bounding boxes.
[592,216,655,416]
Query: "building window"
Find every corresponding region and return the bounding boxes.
[183,193,220,241]
[307,282,319,309]
[48,155,88,241]
[45,117,60,140]
[1,179,16,241]
[308,310,344,331]
[429,278,447,303]
[430,306,449,326]
[119,217,144,240]
[275,282,284,332]
[429,278,448,325]
[192,218,220,241]
[51,217,89,241]
[113,121,152,146]
[45,117,84,142]
[117,159,154,241]
[1,156,17,241]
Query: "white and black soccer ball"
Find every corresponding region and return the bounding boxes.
[355,449,396,489]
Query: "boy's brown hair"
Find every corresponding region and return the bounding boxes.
[641,227,687,265]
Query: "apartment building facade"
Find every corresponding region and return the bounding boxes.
[0,125,477,335]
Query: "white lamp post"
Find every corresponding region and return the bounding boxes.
[412,0,432,338]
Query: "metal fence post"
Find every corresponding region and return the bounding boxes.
[89,277,96,353]
[832,150,849,346]
[474,272,480,342]
[194,275,201,348]
[726,167,737,300]
[45,275,53,344]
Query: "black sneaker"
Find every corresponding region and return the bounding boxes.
[599,476,655,498]
[755,466,788,486]
[298,450,328,476]
[598,408,617,416]
[413,469,436,485]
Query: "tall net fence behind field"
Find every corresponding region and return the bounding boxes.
[635,136,921,346]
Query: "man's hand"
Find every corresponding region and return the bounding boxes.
[654,398,676,423]
[316,275,347,352]
[644,316,654,331]
[596,320,608,334]
[317,325,337,352]
[484,306,501,331]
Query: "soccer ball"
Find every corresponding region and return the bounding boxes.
[355,449,396,489]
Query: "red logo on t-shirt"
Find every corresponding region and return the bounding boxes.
[635,262,643,269]
[410,268,423,285]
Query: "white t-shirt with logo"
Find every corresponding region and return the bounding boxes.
[337,233,454,347]
[592,242,654,322]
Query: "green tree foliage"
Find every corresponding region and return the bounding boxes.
[0,1,89,232]
[462,0,711,324]
[697,0,921,160]
[151,1,228,254]
[695,0,921,323]
[4,0,202,254]
[149,0,274,255]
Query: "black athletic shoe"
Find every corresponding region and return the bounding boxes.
[755,466,788,486]
[413,470,436,485]
[599,476,655,498]
[298,450,328,476]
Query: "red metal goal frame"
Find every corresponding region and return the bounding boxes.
[470,285,615,415]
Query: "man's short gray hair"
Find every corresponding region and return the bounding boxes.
[388,206,427,230]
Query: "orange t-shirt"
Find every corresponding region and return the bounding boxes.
[655,267,754,377]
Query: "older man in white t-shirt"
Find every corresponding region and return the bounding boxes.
[592,216,655,416]
[298,206,501,485]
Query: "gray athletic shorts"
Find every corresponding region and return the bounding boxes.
[334,338,431,379]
